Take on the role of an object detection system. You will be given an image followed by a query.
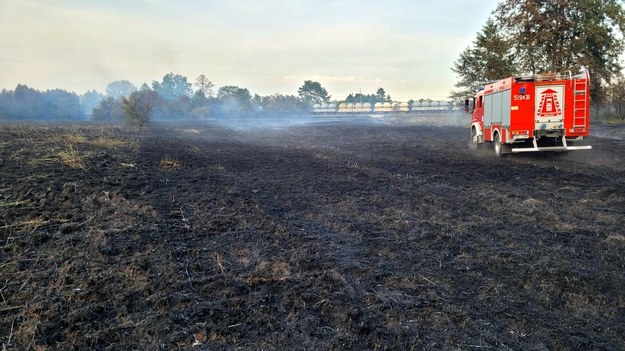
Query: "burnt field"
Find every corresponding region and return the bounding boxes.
[1,119,624,350]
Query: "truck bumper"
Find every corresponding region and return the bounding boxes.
[511,138,592,153]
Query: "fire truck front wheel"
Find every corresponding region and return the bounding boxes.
[470,127,479,147]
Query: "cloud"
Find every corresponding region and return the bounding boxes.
[0,0,500,98]
[284,75,382,84]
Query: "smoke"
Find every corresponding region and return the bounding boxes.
[210,114,327,132]
[381,111,470,127]
[192,111,470,134]
[591,123,625,140]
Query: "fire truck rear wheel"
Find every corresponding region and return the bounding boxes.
[493,133,511,156]
[494,133,502,156]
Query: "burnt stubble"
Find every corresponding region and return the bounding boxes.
[1,121,624,350]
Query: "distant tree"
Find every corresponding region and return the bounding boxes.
[608,74,625,120]
[298,80,330,104]
[376,88,386,102]
[171,95,192,117]
[0,85,82,120]
[252,93,262,105]
[495,0,625,102]
[450,18,516,101]
[122,90,158,131]
[91,97,125,122]
[13,84,40,118]
[105,80,137,99]
[194,74,215,97]
[152,73,192,100]
[217,85,251,103]
[140,83,151,91]
[191,89,209,107]
[43,89,82,119]
[80,90,104,116]
[353,93,363,104]
[258,94,308,115]
[216,85,252,114]
[0,89,11,119]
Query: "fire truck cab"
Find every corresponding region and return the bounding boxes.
[466,71,592,155]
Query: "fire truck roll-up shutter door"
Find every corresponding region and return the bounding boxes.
[493,91,503,124]
[484,94,493,126]
[502,89,511,125]
[484,90,510,127]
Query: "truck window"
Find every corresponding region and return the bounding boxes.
[479,96,483,109]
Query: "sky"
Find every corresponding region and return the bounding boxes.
[0,0,500,101]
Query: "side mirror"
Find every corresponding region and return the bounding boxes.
[464,99,470,113]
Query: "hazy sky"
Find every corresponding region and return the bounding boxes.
[0,0,500,100]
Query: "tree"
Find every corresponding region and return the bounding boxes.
[257,94,308,115]
[297,80,330,104]
[0,89,11,119]
[43,89,82,119]
[216,86,252,115]
[608,73,625,120]
[13,84,40,118]
[495,0,625,102]
[105,80,137,99]
[80,90,104,116]
[450,18,516,101]
[191,89,209,107]
[376,88,386,102]
[195,74,214,97]
[122,90,157,131]
[152,73,192,100]
[92,97,125,122]
[217,85,251,103]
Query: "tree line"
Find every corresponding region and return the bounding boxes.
[451,0,625,120]
[0,85,91,121]
[91,75,336,130]
[0,72,411,128]
[0,74,336,127]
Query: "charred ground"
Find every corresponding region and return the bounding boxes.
[1,120,624,350]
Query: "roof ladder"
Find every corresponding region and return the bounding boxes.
[572,78,588,128]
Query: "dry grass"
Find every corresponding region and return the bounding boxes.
[4,217,49,231]
[27,155,58,167]
[57,133,88,145]
[16,130,135,170]
[604,234,625,243]
[0,196,24,208]
[27,145,88,170]
[57,144,86,169]
[48,132,135,149]
[249,261,291,284]
[159,156,181,170]
[92,136,135,148]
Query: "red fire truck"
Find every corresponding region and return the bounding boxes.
[466,71,592,155]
